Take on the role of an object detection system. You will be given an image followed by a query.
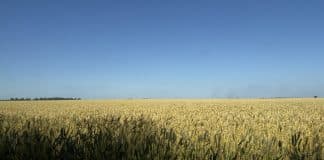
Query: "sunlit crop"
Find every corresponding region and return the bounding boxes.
[0,98,323,159]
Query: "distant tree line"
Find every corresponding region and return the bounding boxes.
[258,96,320,99]
[4,97,81,101]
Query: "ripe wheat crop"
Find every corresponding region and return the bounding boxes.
[0,98,323,159]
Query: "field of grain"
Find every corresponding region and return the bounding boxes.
[0,98,323,159]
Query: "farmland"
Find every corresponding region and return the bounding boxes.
[0,98,323,159]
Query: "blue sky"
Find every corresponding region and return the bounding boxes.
[1,0,324,99]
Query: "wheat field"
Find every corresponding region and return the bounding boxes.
[0,98,323,159]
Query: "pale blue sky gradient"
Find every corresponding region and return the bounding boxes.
[1,1,324,99]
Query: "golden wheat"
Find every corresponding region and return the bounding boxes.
[0,98,323,159]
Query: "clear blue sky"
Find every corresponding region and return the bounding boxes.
[1,0,323,99]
